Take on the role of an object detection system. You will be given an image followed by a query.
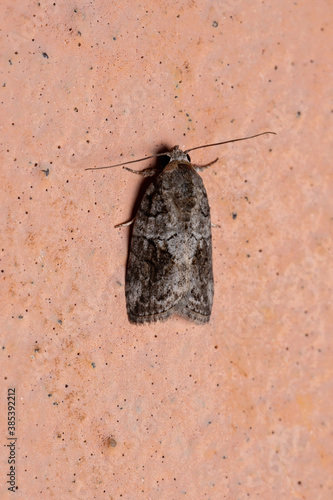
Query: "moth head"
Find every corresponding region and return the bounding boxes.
[166,146,191,163]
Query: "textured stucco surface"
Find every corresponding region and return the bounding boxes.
[1,0,332,498]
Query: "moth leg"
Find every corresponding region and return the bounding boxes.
[123,166,158,177]
[115,216,136,228]
[193,158,219,172]
[211,222,221,228]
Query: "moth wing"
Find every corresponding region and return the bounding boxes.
[177,180,214,324]
[125,163,214,324]
[125,177,188,323]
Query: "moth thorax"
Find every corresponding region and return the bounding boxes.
[168,145,190,163]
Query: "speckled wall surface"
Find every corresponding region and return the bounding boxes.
[1,0,332,498]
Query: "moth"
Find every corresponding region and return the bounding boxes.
[87,132,275,324]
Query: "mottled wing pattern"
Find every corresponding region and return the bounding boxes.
[176,180,213,323]
[125,162,213,324]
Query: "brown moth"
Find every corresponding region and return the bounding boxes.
[87,132,275,324]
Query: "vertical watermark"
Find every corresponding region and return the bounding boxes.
[6,388,17,492]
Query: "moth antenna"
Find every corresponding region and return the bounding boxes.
[85,151,169,171]
[185,131,276,154]
[85,131,276,171]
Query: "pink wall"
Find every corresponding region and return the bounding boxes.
[1,0,332,498]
